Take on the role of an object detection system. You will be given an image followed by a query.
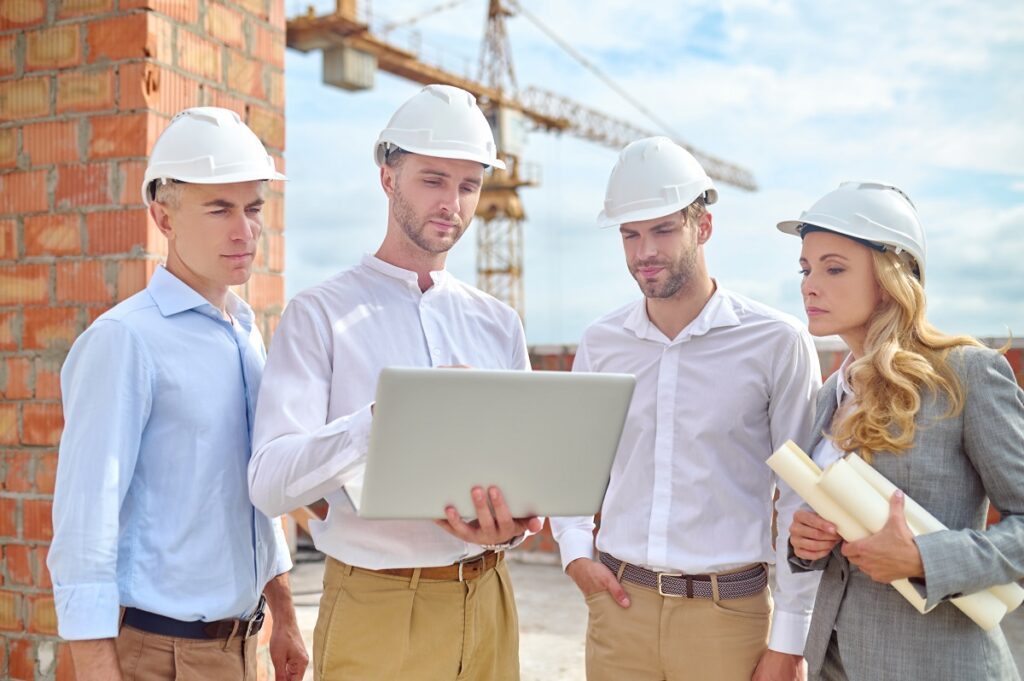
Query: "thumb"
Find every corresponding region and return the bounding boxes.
[605,574,631,608]
[887,489,906,526]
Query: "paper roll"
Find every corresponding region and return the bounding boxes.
[769,440,1013,630]
[845,453,1024,613]
[766,443,930,614]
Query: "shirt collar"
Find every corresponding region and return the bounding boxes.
[622,282,741,343]
[148,266,253,327]
[835,352,856,403]
[361,254,449,289]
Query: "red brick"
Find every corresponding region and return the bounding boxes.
[26,24,82,71]
[34,359,61,400]
[86,209,149,254]
[57,68,116,113]
[116,258,156,301]
[0,77,51,122]
[34,545,51,587]
[89,113,150,159]
[23,404,63,449]
[233,0,267,20]
[225,49,263,98]
[264,191,284,229]
[269,0,284,28]
[177,29,222,81]
[4,545,33,586]
[0,496,16,536]
[0,0,46,29]
[22,497,54,541]
[56,260,112,303]
[56,163,111,209]
[248,105,284,151]
[24,120,80,168]
[0,264,50,305]
[27,593,57,635]
[1,450,33,492]
[87,14,156,63]
[119,160,147,205]
[34,450,58,495]
[23,306,78,350]
[212,88,246,118]
[0,405,16,445]
[207,2,245,48]
[253,22,285,70]
[25,214,81,257]
[58,0,115,19]
[0,126,15,169]
[246,272,283,309]
[266,68,284,109]
[0,219,16,260]
[8,636,33,678]
[0,311,19,351]
[120,61,201,116]
[265,231,284,272]
[0,35,18,76]
[56,643,75,681]
[121,0,198,23]
[0,170,49,214]
[1,358,33,400]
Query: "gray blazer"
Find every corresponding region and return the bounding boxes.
[791,346,1024,681]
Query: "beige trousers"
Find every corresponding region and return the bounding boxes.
[116,623,257,681]
[313,557,520,681]
[585,568,771,681]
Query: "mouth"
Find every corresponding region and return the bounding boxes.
[637,266,664,279]
[805,306,827,316]
[222,253,254,262]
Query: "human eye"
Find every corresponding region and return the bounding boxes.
[827,267,845,275]
[245,206,263,215]
[798,268,809,277]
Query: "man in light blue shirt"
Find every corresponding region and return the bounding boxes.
[48,108,307,681]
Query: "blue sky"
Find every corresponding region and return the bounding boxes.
[282,0,1024,344]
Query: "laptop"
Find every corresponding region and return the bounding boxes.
[355,367,635,519]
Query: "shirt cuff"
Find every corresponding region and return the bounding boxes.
[54,582,121,640]
[768,608,813,655]
[556,528,596,572]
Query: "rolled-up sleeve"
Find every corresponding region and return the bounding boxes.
[48,321,152,640]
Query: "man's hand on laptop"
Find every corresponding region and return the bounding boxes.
[565,558,631,608]
[436,485,542,546]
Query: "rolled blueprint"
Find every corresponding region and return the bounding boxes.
[844,453,1024,613]
[769,440,1016,631]
[766,442,934,615]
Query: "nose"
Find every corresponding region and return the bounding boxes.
[230,211,258,242]
[801,271,817,299]
[637,234,658,260]
[437,186,460,218]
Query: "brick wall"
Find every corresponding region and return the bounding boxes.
[0,0,286,678]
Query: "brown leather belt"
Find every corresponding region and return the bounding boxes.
[600,553,767,600]
[362,550,503,582]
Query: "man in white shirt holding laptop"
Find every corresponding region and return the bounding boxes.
[551,137,822,681]
[249,84,540,680]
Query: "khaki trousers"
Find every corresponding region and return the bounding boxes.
[585,566,771,681]
[116,622,257,681]
[313,557,520,681]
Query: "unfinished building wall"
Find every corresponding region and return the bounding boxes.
[0,0,286,678]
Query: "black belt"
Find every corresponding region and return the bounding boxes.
[122,596,266,641]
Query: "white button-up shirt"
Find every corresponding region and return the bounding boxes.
[249,254,529,569]
[550,285,822,654]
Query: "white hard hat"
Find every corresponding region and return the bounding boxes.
[142,107,286,206]
[777,180,926,281]
[374,84,505,170]
[596,136,717,229]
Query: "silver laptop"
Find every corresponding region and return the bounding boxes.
[356,367,636,519]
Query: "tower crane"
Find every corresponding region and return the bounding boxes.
[287,0,757,318]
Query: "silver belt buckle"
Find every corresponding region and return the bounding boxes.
[656,572,684,597]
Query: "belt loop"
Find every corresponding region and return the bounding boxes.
[118,607,125,631]
[222,619,240,651]
[342,562,354,577]
[409,567,421,590]
[710,574,721,602]
[615,558,627,583]
[685,576,694,599]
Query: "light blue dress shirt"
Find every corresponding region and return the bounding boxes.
[48,266,292,640]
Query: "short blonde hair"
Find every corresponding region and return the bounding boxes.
[153,180,184,209]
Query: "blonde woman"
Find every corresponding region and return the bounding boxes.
[779,181,1024,681]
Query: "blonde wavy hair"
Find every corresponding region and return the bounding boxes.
[830,249,983,460]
